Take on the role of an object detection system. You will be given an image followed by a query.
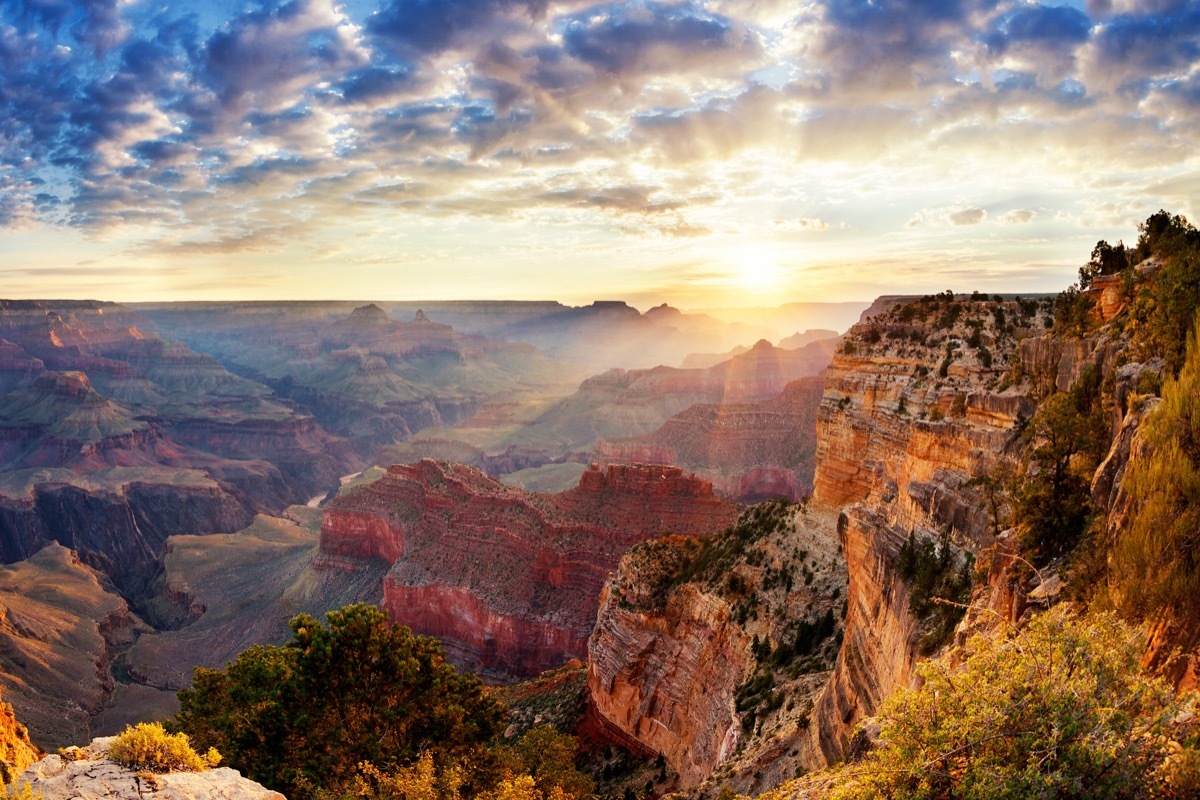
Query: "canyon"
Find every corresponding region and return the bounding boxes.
[3,276,1189,800]
[0,297,849,749]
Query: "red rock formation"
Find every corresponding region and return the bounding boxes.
[319,460,739,679]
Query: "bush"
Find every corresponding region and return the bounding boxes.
[896,531,972,654]
[107,723,219,773]
[828,608,1200,800]
[1111,308,1200,629]
[175,604,505,800]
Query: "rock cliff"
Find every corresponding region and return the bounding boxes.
[803,295,1050,765]
[586,502,846,793]
[583,294,1073,791]
[0,689,38,782]
[319,460,740,680]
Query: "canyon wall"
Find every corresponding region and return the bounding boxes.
[583,295,1107,791]
[586,506,846,794]
[318,461,740,680]
[803,299,1042,764]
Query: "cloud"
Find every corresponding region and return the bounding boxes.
[16,0,126,55]
[950,207,987,225]
[985,4,1092,54]
[367,0,567,58]
[770,218,829,232]
[1001,209,1037,225]
[562,2,761,76]
[2,0,1200,305]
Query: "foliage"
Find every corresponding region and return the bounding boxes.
[1126,211,1200,375]
[1015,370,1107,561]
[1111,308,1200,628]
[107,722,219,773]
[1079,239,1129,289]
[342,753,465,800]
[966,460,1017,537]
[175,603,506,800]
[897,531,972,654]
[492,727,594,800]
[1,784,40,800]
[667,501,791,591]
[827,608,1200,800]
[1053,284,1098,336]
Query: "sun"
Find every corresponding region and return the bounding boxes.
[732,245,784,293]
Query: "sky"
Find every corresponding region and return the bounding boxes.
[2,0,1200,308]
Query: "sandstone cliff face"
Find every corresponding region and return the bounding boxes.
[799,294,1164,768]
[587,503,846,794]
[804,298,1048,765]
[0,690,39,782]
[319,461,740,681]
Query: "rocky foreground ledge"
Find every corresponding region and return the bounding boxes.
[17,738,284,800]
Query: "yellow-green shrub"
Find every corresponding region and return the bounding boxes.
[107,722,220,773]
[824,608,1199,800]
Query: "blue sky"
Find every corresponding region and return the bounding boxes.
[2,0,1200,306]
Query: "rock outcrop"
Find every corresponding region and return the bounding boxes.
[586,503,846,793]
[17,738,283,800]
[0,689,39,782]
[583,295,1083,791]
[319,460,740,680]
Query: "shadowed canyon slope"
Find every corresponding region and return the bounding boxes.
[320,460,741,680]
[0,301,353,601]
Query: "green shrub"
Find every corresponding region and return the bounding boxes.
[107,722,219,773]
[1111,308,1200,629]
[827,608,1200,800]
[896,531,972,654]
[175,604,505,800]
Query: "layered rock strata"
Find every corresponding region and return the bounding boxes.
[586,504,846,792]
[803,298,1045,764]
[319,460,740,680]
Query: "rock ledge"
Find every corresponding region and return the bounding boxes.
[18,737,285,800]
